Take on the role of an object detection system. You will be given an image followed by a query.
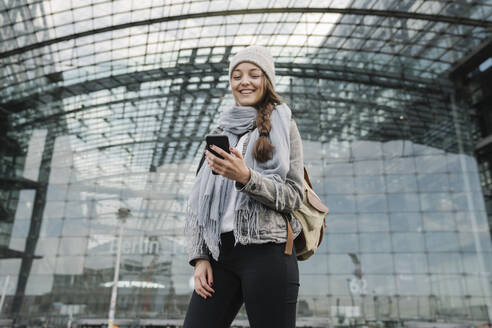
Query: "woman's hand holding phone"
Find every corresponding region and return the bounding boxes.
[205,145,251,185]
[205,135,230,174]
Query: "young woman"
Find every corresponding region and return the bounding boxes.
[183,45,305,328]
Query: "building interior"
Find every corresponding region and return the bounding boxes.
[0,0,492,327]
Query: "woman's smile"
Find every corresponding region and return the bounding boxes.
[239,89,255,95]
[230,62,265,106]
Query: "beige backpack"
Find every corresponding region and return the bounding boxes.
[284,168,329,261]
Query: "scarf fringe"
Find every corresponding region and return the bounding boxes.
[185,203,222,260]
[185,197,266,260]
[272,175,288,211]
[233,197,263,245]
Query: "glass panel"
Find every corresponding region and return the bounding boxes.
[1,1,491,324]
[428,253,464,274]
[395,254,428,274]
[392,233,426,252]
[360,254,393,274]
[389,213,423,232]
[360,233,391,253]
[327,233,359,253]
[396,275,431,296]
[358,213,390,232]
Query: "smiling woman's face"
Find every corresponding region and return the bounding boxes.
[230,62,266,106]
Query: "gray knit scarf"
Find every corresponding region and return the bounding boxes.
[185,103,292,261]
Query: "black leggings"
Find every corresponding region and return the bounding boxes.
[183,231,300,328]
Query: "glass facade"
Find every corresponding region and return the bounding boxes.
[1,0,492,327]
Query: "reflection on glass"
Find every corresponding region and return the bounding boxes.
[0,2,491,324]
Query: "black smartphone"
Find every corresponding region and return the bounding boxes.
[205,134,230,175]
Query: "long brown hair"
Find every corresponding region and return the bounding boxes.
[253,75,282,163]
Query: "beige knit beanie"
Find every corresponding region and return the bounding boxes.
[228,45,276,88]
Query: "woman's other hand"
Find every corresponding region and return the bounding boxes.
[205,145,251,184]
[193,259,215,299]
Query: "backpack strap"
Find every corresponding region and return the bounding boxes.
[283,118,298,256]
[283,167,310,256]
[284,215,294,256]
[196,154,207,176]
[303,167,313,189]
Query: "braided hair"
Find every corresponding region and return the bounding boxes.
[252,75,283,163]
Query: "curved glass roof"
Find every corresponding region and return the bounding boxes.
[2,2,492,323]
[1,0,491,172]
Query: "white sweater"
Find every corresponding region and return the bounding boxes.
[220,133,248,233]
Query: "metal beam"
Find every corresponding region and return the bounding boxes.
[0,176,41,189]
[11,90,408,131]
[449,36,492,81]
[10,125,54,314]
[0,7,490,59]
[12,90,450,154]
[0,246,41,259]
[96,136,206,151]
[1,61,450,114]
